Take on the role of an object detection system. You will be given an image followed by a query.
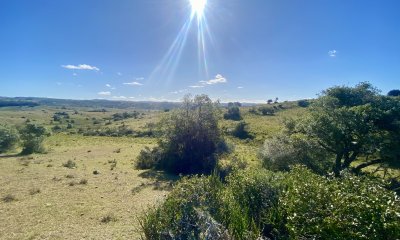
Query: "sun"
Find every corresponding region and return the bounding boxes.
[190,0,207,18]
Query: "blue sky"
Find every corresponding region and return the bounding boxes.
[1,0,399,103]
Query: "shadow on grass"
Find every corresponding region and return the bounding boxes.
[0,153,22,159]
[133,170,180,193]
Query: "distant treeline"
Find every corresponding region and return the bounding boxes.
[0,97,180,110]
[0,99,40,108]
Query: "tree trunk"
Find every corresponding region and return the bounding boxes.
[353,159,383,173]
[333,153,343,177]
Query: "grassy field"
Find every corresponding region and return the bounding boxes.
[0,106,176,239]
[2,102,396,239]
[0,104,297,239]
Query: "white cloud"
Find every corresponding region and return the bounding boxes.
[123,81,143,86]
[98,91,111,96]
[62,64,100,71]
[170,89,188,94]
[105,84,111,88]
[136,77,145,81]
[199,74,227,85]
[189,85,205,88]
[112,96,127,99]
[328,50,337,57]
[237,86,243,89]
[117,72,122,76]
[73,73,77,76]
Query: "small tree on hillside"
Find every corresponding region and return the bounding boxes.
[19,124,48,154]
[388,89,400,97]
[224,102,242,121]
[136,95,226,174]
[0,125,19,154]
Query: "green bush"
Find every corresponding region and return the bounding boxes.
[231,121,252,139]
[136,95,225,174]
[282,166,400,240]
[224,105,242,121]
[139,166,400,240]
[260,133,332,174]
[139,175,225,239]
[0,125,19,153]
[19,124,47,155]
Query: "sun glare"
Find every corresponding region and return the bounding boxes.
[190,0,207,18]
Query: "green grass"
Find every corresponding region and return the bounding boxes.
[1,102,397,239]
[0,130,169,239]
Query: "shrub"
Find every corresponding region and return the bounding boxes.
[63,160,76,169]
[259,133,332,174]
[387,89,400,97]
[258,106,275,116]
[224,105,242,121]
[136,95,225,174]
[282,166,400,240]
[231,121,252,139]
[0,125,19,153]
[138,175,225,239]
[297,99,310,107]
[139,166,400,240]
[19,124,47,155]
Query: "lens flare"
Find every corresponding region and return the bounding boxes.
[149,0,211,86]
[190,0,207,18]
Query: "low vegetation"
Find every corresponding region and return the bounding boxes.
[0,82,399,239]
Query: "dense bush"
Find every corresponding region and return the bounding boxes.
[260,133,332,174]
[282,166,400,240]
[231,121,253,139]
[136,95,225,174]
[297,99,310,107]
[19,124,47,154]
[387,89,400,97]
[224,103,242,121]
[0,125,19,153]
[112,111,139,121]
[139,166,400,240]
[258,106,275,116]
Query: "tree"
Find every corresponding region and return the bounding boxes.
[267,99,273,104]
[299,82,400,176]
[224,103,242,121]
[388,89,400,97]
[0,125,19,153]
[19,124,48,154]
[136,95,225,174]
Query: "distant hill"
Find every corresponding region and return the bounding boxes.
[0,97,181,110]
[0,96,258,110]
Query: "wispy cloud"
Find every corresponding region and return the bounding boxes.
[237,86,243,89]
[112,96,127,99]
[123,81,143,86]
[199,74,227,85]
[328,50,337,57]
[62,64,100,71]
[117,72,122,76]
[72,73,77,76]
[170,89,188,94]
[98,91,111,96]
[105,84,111,88]
[189,85,205,88]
